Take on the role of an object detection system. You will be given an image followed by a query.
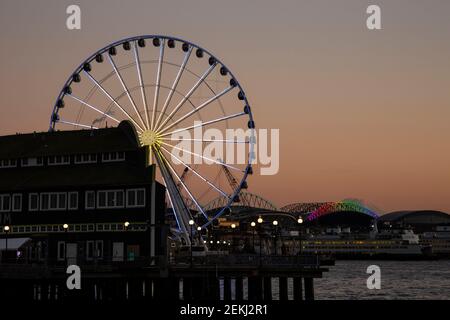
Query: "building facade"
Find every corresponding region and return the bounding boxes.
[0,121,166,266]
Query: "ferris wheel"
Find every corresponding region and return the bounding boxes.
[49,35,255,244]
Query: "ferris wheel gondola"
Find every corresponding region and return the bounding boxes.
[49,35,255,244]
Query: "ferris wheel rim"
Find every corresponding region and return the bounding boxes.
[49,35,254,130]
[48,34,256,233]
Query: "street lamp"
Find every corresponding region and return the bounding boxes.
[63,224,69,265]
[257,217,263,264]
[231,223,236,229]
[272,220,278,255]
[3,225,10,263]
[188,219,194,266]
[250,222,256,252]
[124,221,130,229]
[297,217,303,256]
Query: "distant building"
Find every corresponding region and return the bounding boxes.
[379,210,450,232]
[0,121,166,265]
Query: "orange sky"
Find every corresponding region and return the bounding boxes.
[0,0,449,213]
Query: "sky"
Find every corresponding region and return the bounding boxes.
[0,0,449,213]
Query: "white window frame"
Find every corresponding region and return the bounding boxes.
[48,155,70,166]
[85,191,96,210]
[102,152,125,163]
[0,159,17,168]
[68,192,78,210]
[29,193,39,211]
[97,190,125,209]
[39,192,67,211]
[12,193,22,212]
[74,153,97,164]
[95,240,104,259]
[0,194,11,212]
[126,188,146,208]
[21,157,43,167]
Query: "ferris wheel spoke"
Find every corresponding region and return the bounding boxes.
[154,147,192,238]
[151,39,165,130]
[107,54,148,130]
[159,112,246,138]
[154,47,193,131]
[160,138,249,144]
[159,141,245,173]
[133,41,150,129]
[156,62,217,132]
[156,148,209,220]
[159,144,230,199]
[83,71,145,132]
[162,180,182,232]
[57,119,98,129]
[67,94,121,124]
[158,85,236,135]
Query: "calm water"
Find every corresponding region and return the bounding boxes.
[315,260,450,300]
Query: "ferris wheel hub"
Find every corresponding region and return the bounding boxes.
[139,130,161,147]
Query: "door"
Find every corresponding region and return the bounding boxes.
[127,245,140,261]
[66,243,77,265]
[112,242,124,262]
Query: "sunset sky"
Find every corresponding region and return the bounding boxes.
[1,0,449,213]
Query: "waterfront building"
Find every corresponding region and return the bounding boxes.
[0,121,166,265]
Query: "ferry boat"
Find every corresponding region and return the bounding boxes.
[300,226,427,259]
[420,226,450,257]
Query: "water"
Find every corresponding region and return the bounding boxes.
[182,260,450,300]
[315,260,450,300]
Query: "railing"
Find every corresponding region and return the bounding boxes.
[172,254,320,267]
[0,256,160,275]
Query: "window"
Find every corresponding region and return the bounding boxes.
[0,159,17,168]
[21,157,43,167]
[95,240,104,259]
[86,241,94,260]
[102,152,125,163]
[57,242,66,261]
[29,193,39,211]
[68,192,78,210]
[0,194,11,212]
[12,194,22,212]
[126,188,146,208]
[85,191,95,209]
[41,194,49,210]
[97,190,125,209]
[48,155,70,166]
[75,153,97,164]
[40,192,67,211]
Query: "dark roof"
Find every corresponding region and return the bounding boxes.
[379,210,450,222]
[0,121,139,158]
[0,162,157,191]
